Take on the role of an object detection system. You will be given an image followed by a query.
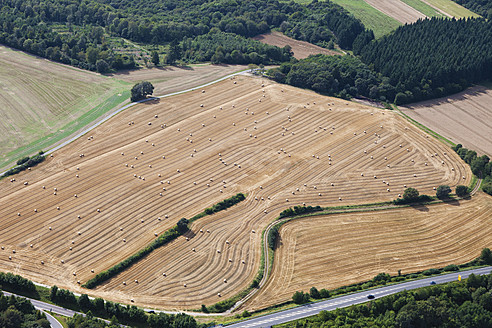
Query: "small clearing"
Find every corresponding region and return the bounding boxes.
[401,85,492,157]
[252,32,339,59]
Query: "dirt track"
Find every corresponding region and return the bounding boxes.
[401,86,492,157]
[252,32,339,59]
[365,0,427,23]
[110,64,248,97]
[0,76,470,310]
[247,192,492,311]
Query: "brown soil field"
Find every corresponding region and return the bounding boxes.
[247,192,492,311]
[0,75,471,310]
[252,32,339,59]
[110,64,248,96]
[365,0,427,23]
[401,86,492,157]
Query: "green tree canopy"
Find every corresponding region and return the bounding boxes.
[130,81,154,102]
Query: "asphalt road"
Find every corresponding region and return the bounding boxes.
[43,311,63,328]
[225,266,492,328]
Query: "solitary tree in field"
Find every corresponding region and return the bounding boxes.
[436,185,451,199]
[130,81,154,102]
[403,187,419,202]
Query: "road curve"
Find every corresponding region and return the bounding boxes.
[42,310,63,328]
[225,266,492,328]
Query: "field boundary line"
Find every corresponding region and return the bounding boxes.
[1,69,251,177]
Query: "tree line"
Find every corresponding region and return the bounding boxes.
[270,17,492,105]
[451,0,492,19]
[0,0,368,72]
[452,144,492,195]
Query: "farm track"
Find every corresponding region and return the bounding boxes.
[0,76,471,310]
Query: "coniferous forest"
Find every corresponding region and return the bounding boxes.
[270,17,492,104]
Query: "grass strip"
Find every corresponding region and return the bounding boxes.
[400,0,445,17]
[330,0,401,38]
[83,193,246,289]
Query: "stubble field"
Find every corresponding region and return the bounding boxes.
[0,75,471,310]
[401,85,492,157]
[247,193,492,311]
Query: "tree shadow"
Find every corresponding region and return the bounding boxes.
[440,198,460,206]
[142,97,160,105]
[183,230,196,240]
[410,204,429,212]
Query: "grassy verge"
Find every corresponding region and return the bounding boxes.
[52,314,69,328]
[1,88,130,171]
[424,0,480,17]
[400,0,445,17]
[330,0,401,38]
[211,253,491,326]
[83,193,246,289]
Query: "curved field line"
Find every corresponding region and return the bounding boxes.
[0,76,471,310]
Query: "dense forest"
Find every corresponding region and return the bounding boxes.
[270,17,492,104]
[280,270,492,328]
[0,292,50,328]
[451,0,492,18]
[0,0,367,71]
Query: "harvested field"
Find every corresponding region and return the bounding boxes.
[0,75,471,310]
[247,193,492,311]
[401,86,492,156]
[0,45,129,171]
[110,64,248,97]
[364,0,427,24]
[252,32,339,59]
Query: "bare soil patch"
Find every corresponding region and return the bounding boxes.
[252,32,339,59]
[247,193,492,311]
[0,76,470,310]
[364,0,427,23]
[401,86,492,157]
[110,64,248,96]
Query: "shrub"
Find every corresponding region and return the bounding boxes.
[267,225,279,250]
[455,185,469,197]
[292,291,310,304]
[422,268,441,276]
[443,264,459,272]
[16,157,30,165]
[436,185,452,199]
[310,287,321,299]
[403,187,419,201]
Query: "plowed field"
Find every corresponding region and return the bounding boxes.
[401,86,492,157]
[247,193,492,311]
[365,0,427,23]
[252,32,339,59]
[0,75,470,309]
